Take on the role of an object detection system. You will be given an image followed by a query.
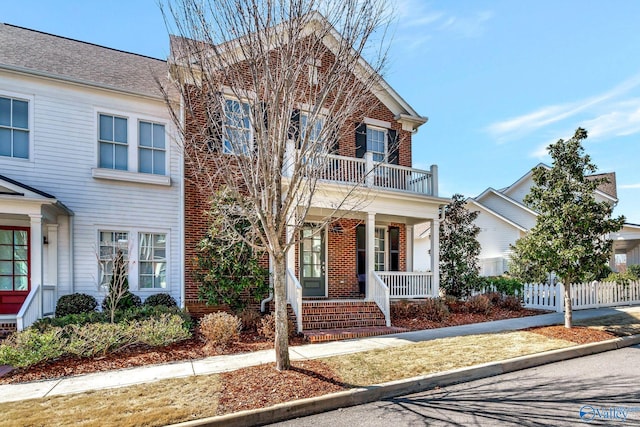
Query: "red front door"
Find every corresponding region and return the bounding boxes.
[0,227,30,315]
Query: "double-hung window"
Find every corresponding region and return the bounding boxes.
[223,99,251,154]
[139,121,166,175]
[98,231,129,286]
[0,96,29,159]
[374,228,386,271]
[300,113,323,146]
[139,233,167,289]
[99,114,128,170]
[366,127,386,162]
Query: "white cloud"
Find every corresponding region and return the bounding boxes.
[619,183,640,189]
[486,73,640,143]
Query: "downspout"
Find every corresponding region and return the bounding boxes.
[69,215,75,293]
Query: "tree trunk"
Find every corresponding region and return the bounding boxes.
[563,278,572,328]
[273,255,291,370]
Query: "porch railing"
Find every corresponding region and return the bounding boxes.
[286,268,303,333]
[371,272,391,326]
[288,149,437,196]
[16,284,56,331]
[378,271,435,298]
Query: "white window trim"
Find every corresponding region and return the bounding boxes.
[93,107,171,183]
[364,117,391,129]
[96,227,171,293]
[0,89,35,163]
[374,226,387,271]
[137,119,168,176]
[367,125,388,163]
[222,96,253,155]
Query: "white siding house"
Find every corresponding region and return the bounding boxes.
[468,164,623,276]
[0,24,182,328]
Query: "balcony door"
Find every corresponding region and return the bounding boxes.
[0,227,30,315]
[300,224,325,297]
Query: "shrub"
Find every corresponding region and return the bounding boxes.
[627,264,640,279]
[417,298,450,322]
[444,295,468,313]
[603,271,638,286]
[102,291,142,312]
[485,292,503,306]
[466,294,492,315]
[55,293,98,317]
[115,305,193,329]
[483,276,524,296]
[500,295,522,311]
[391,300,420,320]
[238,308,261,332]
[144,293,178,308]
[0,327,67,368]
[133,314,192,347]
[258,313,296,340]
[33,311,107,331]
[65,322,132,358]
[199,312,241,349]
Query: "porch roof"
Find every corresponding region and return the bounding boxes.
[0,174,73,215]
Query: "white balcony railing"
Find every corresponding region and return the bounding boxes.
[378,271,435,298]
[284,144,438,196]
[371,272,391,326]
[286,268,303,333]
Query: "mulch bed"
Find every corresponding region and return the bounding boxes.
[391,307,545,331]
[525,325,617,344]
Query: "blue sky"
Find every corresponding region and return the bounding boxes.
[3,1,640,222]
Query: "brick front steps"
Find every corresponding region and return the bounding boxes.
[0,322,16,340]
[303,326,408,343]
[299,300,407,343]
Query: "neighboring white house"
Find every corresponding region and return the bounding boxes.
[467,164,632,276]
[0,24,182,328]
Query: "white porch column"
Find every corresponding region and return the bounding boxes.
[45,224,58,286]
[286,210,297,274]
[365,152,374,187]
[406,224,414,272]
[29,214,43,318]
[430,218,440,297]
[366,212,375,300]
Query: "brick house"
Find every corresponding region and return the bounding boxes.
[173,15,449,341]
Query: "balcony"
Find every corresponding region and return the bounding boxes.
[284,148,438,197]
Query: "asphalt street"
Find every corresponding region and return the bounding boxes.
[271,344,640,426]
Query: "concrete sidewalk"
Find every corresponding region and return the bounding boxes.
[1,306,638,404]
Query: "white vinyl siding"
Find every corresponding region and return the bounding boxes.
[0,73,182,304]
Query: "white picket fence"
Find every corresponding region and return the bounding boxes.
[522,281,640,312]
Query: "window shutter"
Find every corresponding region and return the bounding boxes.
[355,123,367,158]
[288,109,300,148]
[389,226,400,272]
[387,129,399,165]
[205,91,223,152]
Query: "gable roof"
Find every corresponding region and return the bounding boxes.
[475,187,539,217]
[169,12,427,130]
[466,198,528,232]
[0,23,169,100]
[501,163,618,204]
[0,174,73,214]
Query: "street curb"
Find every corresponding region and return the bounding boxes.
[168,334,640,427]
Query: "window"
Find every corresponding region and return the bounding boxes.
[98,231,129,286]
[0,96,29,159]
[300,113,323,145]
[389,226,400,272]
[366,127,386,162]
[0,228,29,292]
[223,99,251,154]
[374,228,386,271]
[139,121,166,175]
[139,233,167,289]
[99,114,128,170]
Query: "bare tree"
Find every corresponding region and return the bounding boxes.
[161,0,393,370]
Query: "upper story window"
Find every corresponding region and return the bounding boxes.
[99,114,128,170]
[223,99,252,154]
[366,127,386,162]
[0,96,29,159]
[139,121,166,175]
[300,113,323,145]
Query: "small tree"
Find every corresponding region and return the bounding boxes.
[194,196,269,312]
[510,128,625,327]
[439,194,481,298]
[100,250,140,323]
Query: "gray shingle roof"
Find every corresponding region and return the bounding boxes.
[0,23,170,99]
